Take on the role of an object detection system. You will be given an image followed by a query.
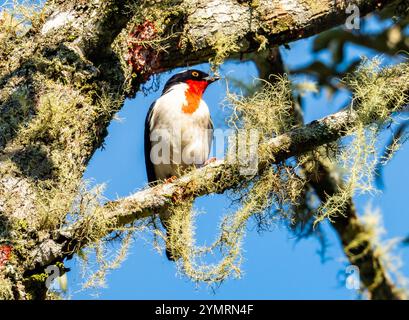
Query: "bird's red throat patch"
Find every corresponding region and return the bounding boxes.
[182,80,208,114]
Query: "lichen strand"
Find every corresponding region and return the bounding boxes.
[209,33,241,71]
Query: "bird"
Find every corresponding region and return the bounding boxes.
[144,69,219,260]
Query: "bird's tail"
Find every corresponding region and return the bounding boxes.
[160,214,181,261]
[160,200,193,261]
[165,228,178,261]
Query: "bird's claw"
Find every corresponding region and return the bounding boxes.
[204,157,217,166]
[164,176,177,184]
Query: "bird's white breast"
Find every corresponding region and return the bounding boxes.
[148,83,212,180]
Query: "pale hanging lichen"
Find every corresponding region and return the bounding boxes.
[209,33,241,73]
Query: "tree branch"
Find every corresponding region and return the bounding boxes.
[39,0,397,79]
[128,0,397,78]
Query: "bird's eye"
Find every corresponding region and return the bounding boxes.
[191,71,199,77]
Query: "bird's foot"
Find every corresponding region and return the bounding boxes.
[204,157,217,166]
[164,176,177,184]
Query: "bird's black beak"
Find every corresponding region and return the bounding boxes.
[204,75,220,83]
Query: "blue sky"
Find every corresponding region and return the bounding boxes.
[63,17,409,299]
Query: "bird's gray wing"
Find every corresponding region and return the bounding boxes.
[144,102,157,183]
[207,116,214,157]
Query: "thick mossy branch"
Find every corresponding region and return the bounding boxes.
[117,0,398,89]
